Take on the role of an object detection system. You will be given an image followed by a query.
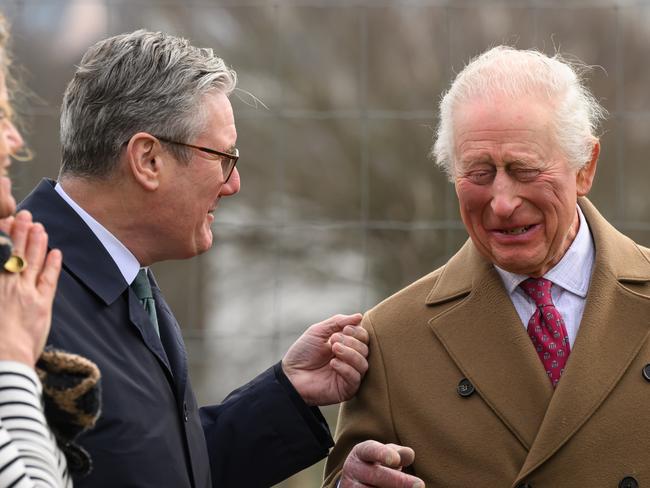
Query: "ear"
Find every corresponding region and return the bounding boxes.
[124,132,164,191]
[576,139,600,197]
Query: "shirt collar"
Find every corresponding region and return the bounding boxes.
[54,182,141,285]
[495,205,594,297]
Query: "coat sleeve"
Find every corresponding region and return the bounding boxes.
[199,362,334,488]
[322,313,399,488]
[0,361,72,488]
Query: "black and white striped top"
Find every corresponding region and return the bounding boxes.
[0,361,71,487]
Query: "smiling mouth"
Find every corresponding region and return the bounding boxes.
[499,225,532,235]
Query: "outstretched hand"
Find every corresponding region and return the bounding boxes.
[282,313,368,406]
[0,210,62,366]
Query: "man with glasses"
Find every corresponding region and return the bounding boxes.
[19,30,369,488]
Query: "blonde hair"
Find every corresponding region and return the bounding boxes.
[0,11,32,161]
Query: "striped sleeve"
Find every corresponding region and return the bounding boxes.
[0,361,71,488]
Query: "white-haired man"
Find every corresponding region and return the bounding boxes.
[324,46,650,488]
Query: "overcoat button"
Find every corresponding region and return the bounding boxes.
[183,402,189,422]
[642,364,650,382]
[619,476,639,488]
[457,378,475,398]
[516,483,533,488]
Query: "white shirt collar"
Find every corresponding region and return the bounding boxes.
[495,205,594,297]
[54,182,141,285]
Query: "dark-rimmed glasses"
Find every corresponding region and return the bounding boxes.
[155,136,239,183]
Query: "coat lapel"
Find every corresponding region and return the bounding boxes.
[150,274,189,400]
[427,241,554,450]
[514,199,650,482]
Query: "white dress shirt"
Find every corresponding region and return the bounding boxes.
[55,182,141,285]
[494,205,594,347]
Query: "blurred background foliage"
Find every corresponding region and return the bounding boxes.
[1,0,649,485]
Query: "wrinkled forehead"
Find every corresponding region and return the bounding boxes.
[453,94,556,138]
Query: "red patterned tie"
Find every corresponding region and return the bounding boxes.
[519,278,570,387]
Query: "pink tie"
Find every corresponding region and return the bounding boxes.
[519,278,571,387]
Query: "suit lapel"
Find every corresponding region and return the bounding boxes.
[428,241,553,450]
[515,199,650,481]
[151,275,189,400]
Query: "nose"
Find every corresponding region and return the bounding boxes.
[220,166,241,196]
[2,119,24,157]
[490,170,521,219]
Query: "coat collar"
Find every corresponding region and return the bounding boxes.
[19,178,129,305]
[425,198,650,484]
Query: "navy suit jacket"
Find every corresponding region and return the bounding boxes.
[20,179,333,487]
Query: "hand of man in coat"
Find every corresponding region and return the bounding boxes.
[282,313,368,406]
[340,440,424,488]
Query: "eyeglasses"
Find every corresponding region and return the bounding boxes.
[155,136,239,183]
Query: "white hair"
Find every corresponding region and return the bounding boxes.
[431,45,607,180]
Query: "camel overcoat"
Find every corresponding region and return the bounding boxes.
[324,199,650,488]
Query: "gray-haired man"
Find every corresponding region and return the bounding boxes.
[20,30,369,488]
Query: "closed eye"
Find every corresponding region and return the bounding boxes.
[509,168,540,182]
[465,169,496,185]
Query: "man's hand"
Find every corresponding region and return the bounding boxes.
[282,313,368,406]
[340,440,424,488]
[0,210,63,366]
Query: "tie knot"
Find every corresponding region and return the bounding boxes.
[131,268,153,301]
[519,277,554,307]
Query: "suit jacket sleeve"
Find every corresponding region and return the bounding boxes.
[200,362,334,488]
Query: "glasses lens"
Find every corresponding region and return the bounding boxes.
[222,158,236,182]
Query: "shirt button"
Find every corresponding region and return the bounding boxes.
[642,364,650,382]
[183,402,189,422]
[619,476,639,488]
[457,378,475,398]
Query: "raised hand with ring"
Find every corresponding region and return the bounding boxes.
[0,210,62,366]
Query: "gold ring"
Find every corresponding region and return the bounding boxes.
[4,255,27,273]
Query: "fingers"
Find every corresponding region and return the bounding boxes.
[312,313,364,338]
[0,215,14,235]
[385,444,416,468]
[342,441,424,488]
[5,210,62,299]
[330,323,370,390]
[22,223,47,283]
[331,340,368,376]
[37,248,62,301]
[330,358,362,398]
[354,440,403,466]
[9,210,33,258]
[331,325,369,356]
